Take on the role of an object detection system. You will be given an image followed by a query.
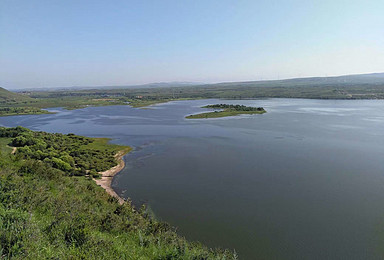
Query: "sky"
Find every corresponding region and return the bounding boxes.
[0,0,383,89]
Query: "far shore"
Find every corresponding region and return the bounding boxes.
[94,149,130,205]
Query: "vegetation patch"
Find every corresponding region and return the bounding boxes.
[0,126,130,178]
[0,107,52,116]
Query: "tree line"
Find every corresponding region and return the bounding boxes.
[204,104,265,111]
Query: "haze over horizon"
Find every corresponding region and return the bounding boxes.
[1,0,383,89]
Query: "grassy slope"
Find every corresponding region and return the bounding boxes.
[0,87,51,116]
[0,138,12,154]
[81,137,131,156]
[0,88,31,103]
[0,133,234,259]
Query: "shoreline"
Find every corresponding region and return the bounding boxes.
[94,149,129,205]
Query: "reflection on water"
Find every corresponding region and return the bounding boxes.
[1,99,384,259]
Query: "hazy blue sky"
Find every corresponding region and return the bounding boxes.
[1,0,383,89]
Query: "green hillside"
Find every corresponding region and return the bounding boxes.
[0,87,31,103]
[0,88,50,116]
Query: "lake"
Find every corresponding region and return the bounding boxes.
[2,98,384,259]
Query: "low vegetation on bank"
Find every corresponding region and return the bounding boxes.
[186,104,266,119]
[0,107,52,117]
[0,127,235,259]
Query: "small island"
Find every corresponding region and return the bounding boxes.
[186,104,266,119]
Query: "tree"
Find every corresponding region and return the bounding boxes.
[51,157,72,172]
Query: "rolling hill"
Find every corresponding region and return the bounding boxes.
[0,87,31,103]
[199,72,384,89]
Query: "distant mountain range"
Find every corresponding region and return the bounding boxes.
[2,72,384,105]
[11,82,201,92]
[199,72,384,89]
[5,72,384,93]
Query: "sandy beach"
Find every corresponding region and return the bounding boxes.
[95,149,129,205]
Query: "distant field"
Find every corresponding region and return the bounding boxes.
[2,73,384,116]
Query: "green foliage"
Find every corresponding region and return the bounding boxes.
[204,104,265,112]
[0,107,50,116]
[0,130,234,259]
[0,127,130,176]
[0,126,31,138]
[51,157,72,172]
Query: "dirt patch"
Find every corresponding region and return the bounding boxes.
[94,150,128,205]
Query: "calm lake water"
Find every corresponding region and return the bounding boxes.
[2,99,384,259]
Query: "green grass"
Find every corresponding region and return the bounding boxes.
[0,138,12,154]
[0,88,31,103]
[81,137,132,156]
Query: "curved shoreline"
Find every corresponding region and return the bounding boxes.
[94,149,129,205]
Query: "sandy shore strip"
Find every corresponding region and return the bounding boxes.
[95,149,129,205]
